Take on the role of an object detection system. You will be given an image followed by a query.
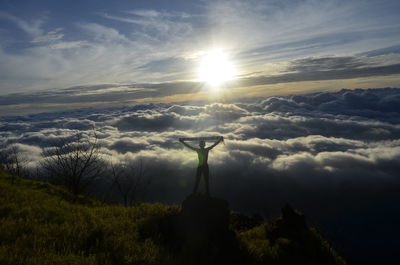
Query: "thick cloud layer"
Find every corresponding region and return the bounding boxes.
[1,87,400,264]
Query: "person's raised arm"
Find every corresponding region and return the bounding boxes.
[206,136,223,150]
[179,138,197,151]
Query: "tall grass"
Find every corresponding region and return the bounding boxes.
[0,171,178,265]
[0,171,347,265]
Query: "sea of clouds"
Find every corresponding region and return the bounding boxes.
[1,87,400,263]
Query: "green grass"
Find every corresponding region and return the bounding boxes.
[237,223,347,265]
[0,171,347,265]
[0,171,178,265]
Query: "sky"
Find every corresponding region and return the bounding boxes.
[0,0,400,114]
[1,1,400,264]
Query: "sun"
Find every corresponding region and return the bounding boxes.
[196,49,237,87]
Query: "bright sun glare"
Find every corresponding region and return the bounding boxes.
[197,49,237,87]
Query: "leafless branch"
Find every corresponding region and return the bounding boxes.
[40,130,105,202]
[110,158,150,206]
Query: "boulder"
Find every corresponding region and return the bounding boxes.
[175,194,241,265]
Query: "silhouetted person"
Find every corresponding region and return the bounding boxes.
[179,137,223,195]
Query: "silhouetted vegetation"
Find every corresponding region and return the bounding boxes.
[0,144,30,180]
[110,159,151,206]
[40,131,106,202]
[238,204,347,265]
[0,171,347,265]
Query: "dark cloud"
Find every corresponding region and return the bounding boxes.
[204,103,249,121]
[136,57,192,73]
[240,63,400,87]
[108,138,149,154]
[287,56,366,72]
[287,87,400,123]
[0,81,203,109]
[357,44,400,57]
[166,104,203,116]
[114,111,196,132]
[62,119,95,130]
[1,87,400,265]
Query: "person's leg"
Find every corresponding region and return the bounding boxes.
[193,166,202,194]
[204,165,210,196]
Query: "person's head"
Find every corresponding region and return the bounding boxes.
[199,140,206,148]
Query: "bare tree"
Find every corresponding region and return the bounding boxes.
[0,144,29,182]
[40,131,105,202]
[110,159,150,206]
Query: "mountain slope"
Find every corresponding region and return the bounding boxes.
[0,171,346,265]
[0,171,178,265]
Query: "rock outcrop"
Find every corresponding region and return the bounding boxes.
[157,194,243,265]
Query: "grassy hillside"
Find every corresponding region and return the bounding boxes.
[0,171,347,265]
[0,171,179,265]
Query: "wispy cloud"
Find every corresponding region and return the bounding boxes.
[0,11,44,37]
[1,53,400,116]
[207,0,400,67]
[48,40,89,50]
[127,9,192,19]
[100,9,194,40]
[0,1,399,98]
[31,28,64,43]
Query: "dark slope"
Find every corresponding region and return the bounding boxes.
[0,171,346,265]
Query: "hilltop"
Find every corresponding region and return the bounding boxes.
[0,171,347,265]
